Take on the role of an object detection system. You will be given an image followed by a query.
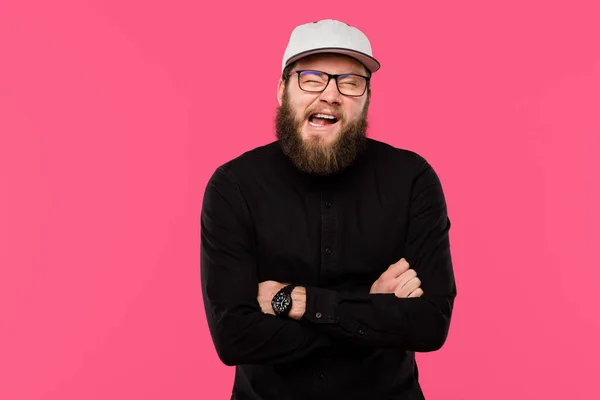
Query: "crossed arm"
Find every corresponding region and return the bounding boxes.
[257,257,423,320]
[200,163,457,366]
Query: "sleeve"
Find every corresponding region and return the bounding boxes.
[200,166,333,366]
[298,158,457,352]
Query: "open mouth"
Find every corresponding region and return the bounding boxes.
[308,113,339,127]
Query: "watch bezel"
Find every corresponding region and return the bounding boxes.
[271,284,295,317]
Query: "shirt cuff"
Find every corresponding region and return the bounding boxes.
[301,286,340,324]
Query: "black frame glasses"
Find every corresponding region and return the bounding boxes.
[290,70,371,97]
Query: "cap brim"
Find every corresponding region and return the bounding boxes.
[285,47,381,73]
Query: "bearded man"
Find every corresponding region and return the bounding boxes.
[200,19,457,400]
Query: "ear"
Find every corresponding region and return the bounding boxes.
[277,79,285,106]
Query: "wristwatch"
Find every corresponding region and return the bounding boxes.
[271,284,296,317]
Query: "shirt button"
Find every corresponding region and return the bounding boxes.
[325,247,332,255]
[319,373,324,379]
[316,312,322,319]
[325,201,332,208]
[358,329,366,336]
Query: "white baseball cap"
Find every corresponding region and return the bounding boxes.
[282,19,381,74]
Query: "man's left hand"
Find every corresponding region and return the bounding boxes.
[257,280,286,315]
[257,281,306,320]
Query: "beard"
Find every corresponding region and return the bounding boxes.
[275,89,370,176]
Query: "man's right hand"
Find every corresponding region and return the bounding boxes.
[370,258,423,298]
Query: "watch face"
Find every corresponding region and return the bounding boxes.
[272,290,292,315]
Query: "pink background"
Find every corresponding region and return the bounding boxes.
[1,0,599,399]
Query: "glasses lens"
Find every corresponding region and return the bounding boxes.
[337,74,367,96]
[297,71,367,96]
[298,71,328,91]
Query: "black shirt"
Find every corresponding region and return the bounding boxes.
[200,139,457,400]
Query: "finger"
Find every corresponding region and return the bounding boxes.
[408,288,423,298]
[383,258,410,279]
[405,277,422,294]
[395,277,421,298]
[394,268,417,289]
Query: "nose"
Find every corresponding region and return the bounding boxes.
[318,78,342,105]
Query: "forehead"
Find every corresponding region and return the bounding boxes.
[294,53,369,75]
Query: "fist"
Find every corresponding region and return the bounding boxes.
[370,258,423,298]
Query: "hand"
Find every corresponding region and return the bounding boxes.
[257,280,286,315]
[257,281,307,319]
[370,258,423,298]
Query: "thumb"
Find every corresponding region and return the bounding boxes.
[390,257,410,275]
[381,257,409,279]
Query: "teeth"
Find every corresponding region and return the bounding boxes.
[314,113,336,119]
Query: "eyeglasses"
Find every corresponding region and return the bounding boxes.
[289,70,370,97]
